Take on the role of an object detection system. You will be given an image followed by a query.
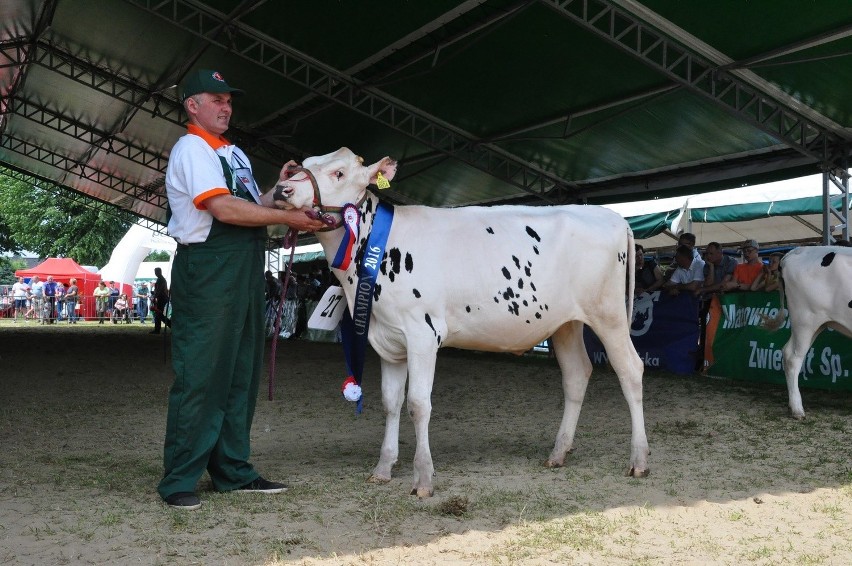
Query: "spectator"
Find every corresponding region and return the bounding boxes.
[55,281,66,321]
[108,281,120,312]
[634,244,664,296]
[663,244,705,295]
[136,281,150,324]
[265,270,283,302]
[65,278,79,324]
[12,276,29,323]
[724,239,763,291]
[150,267,170,334]
[93,281,111,324]
[664,232,699,280]
[43,275,58,323]
[112,293,131,323]
[27,276,44,322]
[701,242,737,295]
[751,251,783,292]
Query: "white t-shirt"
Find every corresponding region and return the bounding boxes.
[165,126,257,245]
[12,282,28,298]
[670,257,706,285]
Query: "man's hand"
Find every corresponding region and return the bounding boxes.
[283,208,327,232]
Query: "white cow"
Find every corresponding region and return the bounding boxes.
[275,147,649,497]
[762,246,852,419]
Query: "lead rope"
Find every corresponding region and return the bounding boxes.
[267,228,299,401]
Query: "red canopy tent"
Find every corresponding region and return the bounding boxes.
[16,258,102,319]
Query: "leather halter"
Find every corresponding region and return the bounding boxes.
[280,165,367,232]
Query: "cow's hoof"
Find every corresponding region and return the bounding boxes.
[410,487,434,498]
[626,466,650,478]
[543,459,564,469]
[366,474,391,484]
[790,412,806,420]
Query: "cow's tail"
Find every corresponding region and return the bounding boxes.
[760,271,787,331]
[626,226,636,324]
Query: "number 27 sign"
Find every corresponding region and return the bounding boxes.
[307,286,346,330]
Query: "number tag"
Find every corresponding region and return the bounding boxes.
[308,286,346,330]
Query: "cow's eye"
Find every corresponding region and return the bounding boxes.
[334,170,344,180]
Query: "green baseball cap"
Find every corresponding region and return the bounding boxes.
[181,69,244,102]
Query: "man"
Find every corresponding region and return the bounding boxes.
[136,281,150,323]
[43,276,58,323]
[724,239,763,291]
[150,269,169,333]
[697,242,736,371]
[27,276,44,322]
[158,69,324,510]
[701,242,737,295]
[11,276,28,322]
[664,244,705,295]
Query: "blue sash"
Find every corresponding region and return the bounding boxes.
[341,201,395,413]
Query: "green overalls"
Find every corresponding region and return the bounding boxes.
[158,157,267,499]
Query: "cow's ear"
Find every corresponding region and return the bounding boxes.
[369,157,397,185]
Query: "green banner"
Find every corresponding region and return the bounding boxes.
[707,291,852,390]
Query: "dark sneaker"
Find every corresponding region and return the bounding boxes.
[164,492,201,510]
[236,477,288,494]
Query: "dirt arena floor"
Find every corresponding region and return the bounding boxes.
[1,322,852,565]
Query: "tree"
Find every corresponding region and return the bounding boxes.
[0,171,133,266]
[144,250,171,262]
[0,256,26,285]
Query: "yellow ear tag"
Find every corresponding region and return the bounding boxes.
[376,171,391,189]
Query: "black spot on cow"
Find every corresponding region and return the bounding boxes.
[486,227,494,234]
[425,313,436,334]
[493,296,499,303]
[388,271,395,282]
[465,305,471,313]
[389,248,402,274]
[524,266,531,276]
[347,275,354,285]
[821,252,836,266]
[502,287,515,300]
[508,302,520,316]
[518,278,524,289]
[523,300,528,306]
[848,299,852,308]
[412,289,421,298]
[533,245,539,255]
[530,282,537,292]
[535,312,542,319]
[544,304,549,310]
[405,253,414,273]
[501,266,511,280]
[526,226,541,242]
[512,255,520,269]
[374,284,382,301]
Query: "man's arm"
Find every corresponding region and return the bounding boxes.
[204,194,325,232]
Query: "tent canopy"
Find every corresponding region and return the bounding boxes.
[16,257,97,282]
[606,174,849,249]
[2,1,852,238]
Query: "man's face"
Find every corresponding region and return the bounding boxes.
[189,92,233,135]
[742,246,758,261]
[676,254,692,268]
[705,246,722,264]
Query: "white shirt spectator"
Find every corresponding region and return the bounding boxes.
[670,257,706,285]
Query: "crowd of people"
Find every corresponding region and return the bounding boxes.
[633,233,832,301]
[1,273,169,326]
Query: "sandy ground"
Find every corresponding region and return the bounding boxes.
[1,322,852,565]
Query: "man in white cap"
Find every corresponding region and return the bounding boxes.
[158,69,325,510]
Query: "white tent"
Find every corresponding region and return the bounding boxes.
[603,173,849,250]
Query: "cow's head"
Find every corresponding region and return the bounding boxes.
[282,147,397,211]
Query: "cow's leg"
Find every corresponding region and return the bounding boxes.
[406,341,439,498]
[545,321,591,468]
[593,319,649,478]
[782,324,818,419]
[369,359,407,483]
